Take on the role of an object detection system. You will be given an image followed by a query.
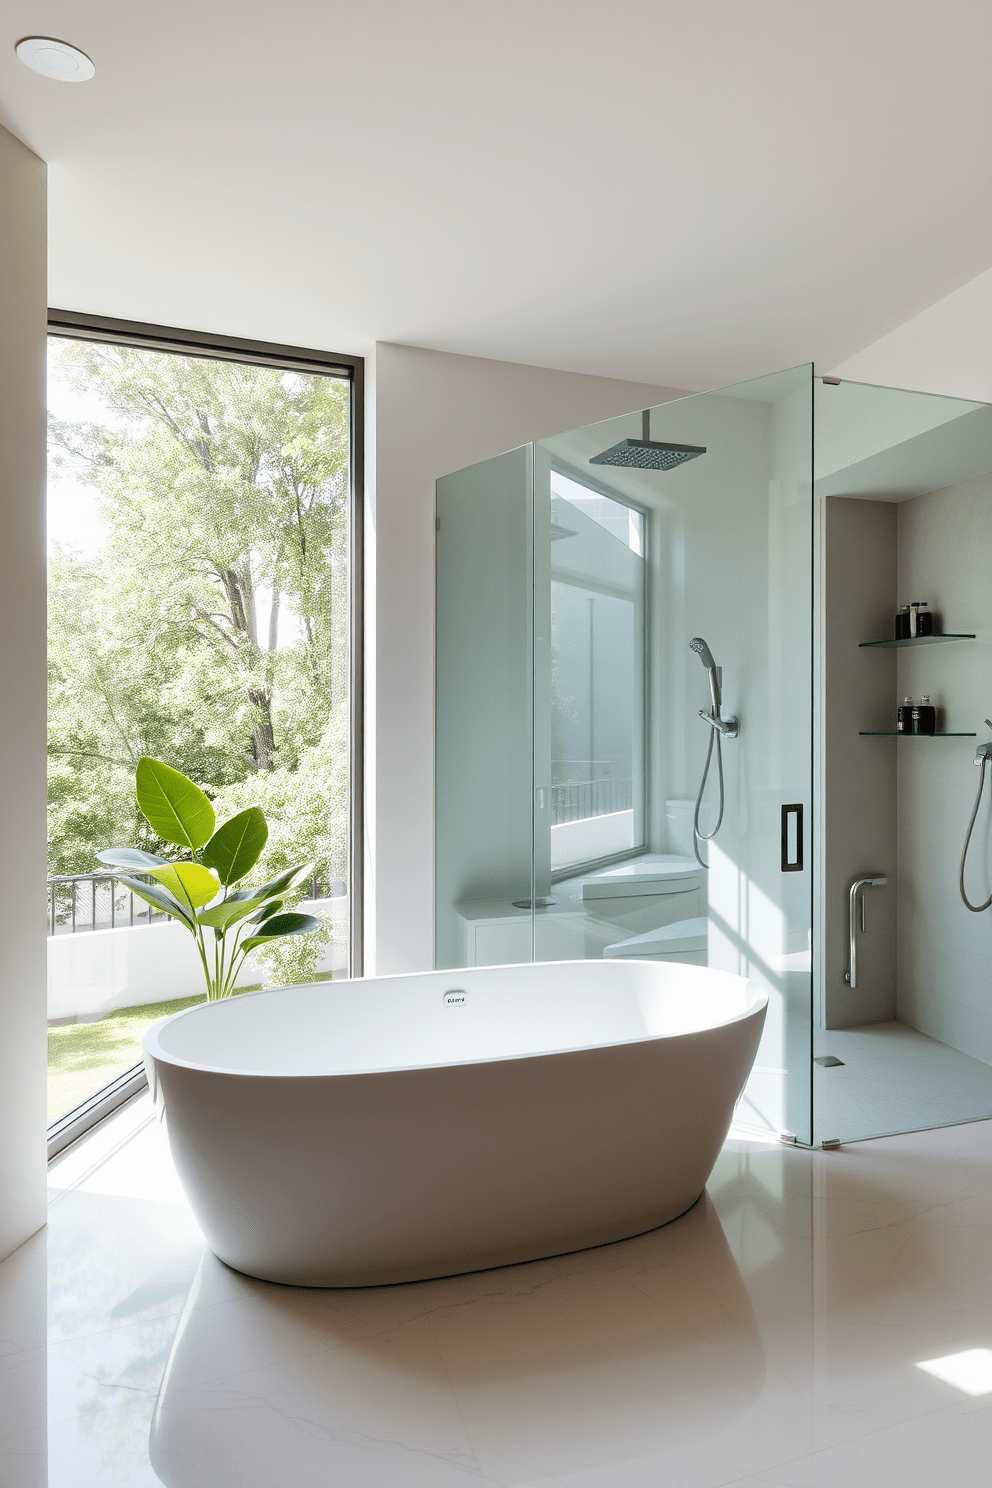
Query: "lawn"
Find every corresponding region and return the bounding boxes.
[47,974,334,1122]
[48,993,212,1122]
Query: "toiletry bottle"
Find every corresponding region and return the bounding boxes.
[909,602,920,637]
[916,694,936,734]
[915,602,933,637]
[897,696,913,733]
[896,606,911,640]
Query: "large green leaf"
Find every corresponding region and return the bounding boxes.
[203,807,268,886]
[196,895,268,931]
[135,757,215,851]
[96,847,167,870]
[251,862,317,900]
[117,874,194,927]
[241,912,321,953]
[148,861,220,910]
[246,897,284,924]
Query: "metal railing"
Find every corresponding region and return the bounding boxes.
[47,871,345,937]
[551,777,633,826]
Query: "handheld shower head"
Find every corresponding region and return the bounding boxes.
[690,636,721,712]
[689,636,717,671]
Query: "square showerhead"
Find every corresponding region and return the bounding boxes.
[590,438,706,471]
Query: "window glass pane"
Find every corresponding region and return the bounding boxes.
[47,337,352,1122]
[548,472,646,875]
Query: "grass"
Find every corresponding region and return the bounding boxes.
[47,972,336,1122]
[48,993,213,1122]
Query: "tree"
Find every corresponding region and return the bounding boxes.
[47,340,351,949]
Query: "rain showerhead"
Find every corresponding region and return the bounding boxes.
[591,410,706,471]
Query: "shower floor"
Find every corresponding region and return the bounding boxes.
[814,1019,992,1144]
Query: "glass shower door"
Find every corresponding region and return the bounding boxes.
[534,367,814,1144]
[435,367,815,1145]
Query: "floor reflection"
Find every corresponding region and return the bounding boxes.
[5,1099,992,1485]
[150,1195,763,1486]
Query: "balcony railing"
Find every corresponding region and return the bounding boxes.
[47,871,344,936]
[550,777,632,826]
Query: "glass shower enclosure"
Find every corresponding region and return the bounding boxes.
[436,367,815,1146]
[436,365,992,1150]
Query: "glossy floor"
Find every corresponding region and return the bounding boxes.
[3,1099,992,1485]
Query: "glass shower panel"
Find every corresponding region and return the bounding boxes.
[814,376,992,1145]
[536,367,814,1144]
[435,446,535,970]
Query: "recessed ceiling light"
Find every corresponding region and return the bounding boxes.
[16,37,95,82]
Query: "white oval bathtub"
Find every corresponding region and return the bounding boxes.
[143,959,767,1286]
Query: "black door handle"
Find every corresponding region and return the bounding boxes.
[781,803,804,873]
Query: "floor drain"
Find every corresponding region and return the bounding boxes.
[814,1055,845,1068]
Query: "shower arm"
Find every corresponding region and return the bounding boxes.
[844,876,888,988]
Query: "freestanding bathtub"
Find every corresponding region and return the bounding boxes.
[143,959,767,1287]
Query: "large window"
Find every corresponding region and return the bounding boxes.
[46,315,362,1138]
[549,469,647,875]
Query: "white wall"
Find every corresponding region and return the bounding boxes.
[370,344,685,975]
[830,266,992,404]
[896,475,992,1058]
[0,124,47,1262]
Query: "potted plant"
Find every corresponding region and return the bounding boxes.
[98,757,321,1000]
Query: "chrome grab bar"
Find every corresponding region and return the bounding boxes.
[845,876,887,987]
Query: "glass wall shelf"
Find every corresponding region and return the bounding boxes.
[859,731,976,737]
[859,634,975,649]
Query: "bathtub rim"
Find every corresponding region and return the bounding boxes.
[143,959,769,1082]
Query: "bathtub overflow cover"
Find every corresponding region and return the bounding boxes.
[443,990,467,1007]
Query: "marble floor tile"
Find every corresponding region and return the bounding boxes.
[4,1096,992,1484]
[719,1440,886,1487]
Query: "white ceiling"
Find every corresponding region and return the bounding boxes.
[2,1,991,390]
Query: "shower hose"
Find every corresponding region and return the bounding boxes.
[959,751,992,912]
[692,723,725,870]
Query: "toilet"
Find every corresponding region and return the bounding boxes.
[578,853,705,957]
[577,793,710,963]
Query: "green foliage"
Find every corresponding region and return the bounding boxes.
[254,916,333,988]
[102,758,319,1000]
[96,847,166,870]
[47,340,349,986]
[135,758,216,850]
[203,806,268,885]
[147,860,221,910]
[116,873,194,927]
